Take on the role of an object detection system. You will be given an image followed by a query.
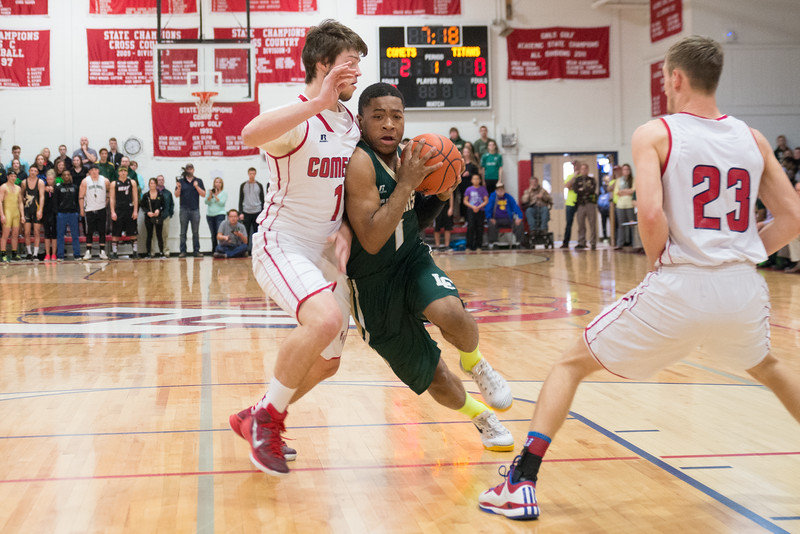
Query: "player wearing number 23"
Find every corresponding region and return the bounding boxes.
[344,83,515,452]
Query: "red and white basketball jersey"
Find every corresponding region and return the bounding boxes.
[258,95,360,245]
[658,113,767,267]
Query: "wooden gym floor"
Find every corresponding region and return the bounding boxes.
[0,247,798,533]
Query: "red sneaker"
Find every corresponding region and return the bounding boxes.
[229,407,297,461]
[248,404,290,475]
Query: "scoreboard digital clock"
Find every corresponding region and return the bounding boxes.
[379,26,490,110]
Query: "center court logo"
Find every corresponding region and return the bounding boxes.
[2,297,588,338]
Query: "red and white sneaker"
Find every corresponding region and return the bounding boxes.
[246,404,290,475]
[229,407,297,461]
[478,457,539,520]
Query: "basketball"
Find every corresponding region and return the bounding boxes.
[408,133,463,196]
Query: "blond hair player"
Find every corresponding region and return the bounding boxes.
[479,35,800,520]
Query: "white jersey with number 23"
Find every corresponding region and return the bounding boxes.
[658,112,767,267]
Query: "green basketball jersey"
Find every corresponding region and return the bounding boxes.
[347,140,425,280]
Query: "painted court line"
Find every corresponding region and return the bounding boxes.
[679,466,733,470]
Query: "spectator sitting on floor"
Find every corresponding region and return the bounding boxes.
[213,209,248,258]
[521,176,553,234]
[485,182,524,247]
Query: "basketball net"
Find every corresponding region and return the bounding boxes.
[192,91,218,120]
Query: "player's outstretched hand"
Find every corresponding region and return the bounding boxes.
[317,63,359,110]
[396,140,442,191]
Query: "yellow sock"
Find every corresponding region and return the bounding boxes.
[457,393,488,419]
[459,345,483,372]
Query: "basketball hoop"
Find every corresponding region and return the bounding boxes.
[192,91,218,120]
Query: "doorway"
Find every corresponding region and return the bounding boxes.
[529,151,618,243]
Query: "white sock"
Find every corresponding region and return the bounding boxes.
[26,245,32,254]
[33,246,39,255]
[257,377,296,413]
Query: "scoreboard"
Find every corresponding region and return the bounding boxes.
[379,26,490,110]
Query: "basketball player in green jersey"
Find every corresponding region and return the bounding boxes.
[344,82,514,451]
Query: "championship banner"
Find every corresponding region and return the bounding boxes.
[650,0,682,42]
[507,27,609,80]
[151,86,260,158]
[211,0,315,12]
[0,0,48,15]
[0,29,49,88]
[89,0,197,15]
[651,60,666,117]
[357,0,460,16]
[87,28,198,85]
[214,27,306,84]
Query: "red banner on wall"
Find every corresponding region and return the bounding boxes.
[0,0,48,15]
[506,27,609,80]
[89,0,197,15]
[651,60,666,117]
[151,86,259,158]
[87,28,198,85]
[0,29,49,87]
[211,0,315,12]
[357,0,459,16]
[214,27,306,84]
[650,0,682,42]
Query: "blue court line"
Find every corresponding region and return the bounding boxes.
[772,517,800,521]
[569,410,789,534]
[680,466,733,470]
[615,429,660,433]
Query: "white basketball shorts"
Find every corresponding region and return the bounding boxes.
[251,230,350,360]
[585,263,770,380]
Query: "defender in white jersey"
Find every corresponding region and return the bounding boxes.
[230,20,367,476]
[479,36,800,521]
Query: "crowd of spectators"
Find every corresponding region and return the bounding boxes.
[0,138,266,262]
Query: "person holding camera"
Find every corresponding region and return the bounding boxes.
[213,209,248,258]
[174,163,205,258]
[142,177,165,258]
[205,176,227,254]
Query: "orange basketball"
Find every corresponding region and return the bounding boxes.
[408,133,463,196]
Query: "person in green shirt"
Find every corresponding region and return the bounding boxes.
[345,82,514,453]
[480,140,503,194]
[97,148,118,182]
[473,124,496,160]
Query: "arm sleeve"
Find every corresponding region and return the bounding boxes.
[414,193,447,230]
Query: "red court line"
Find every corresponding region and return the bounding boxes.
[0,456,639,484]
[5,449,797,485]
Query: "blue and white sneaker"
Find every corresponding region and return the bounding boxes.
[478,457,539,520]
